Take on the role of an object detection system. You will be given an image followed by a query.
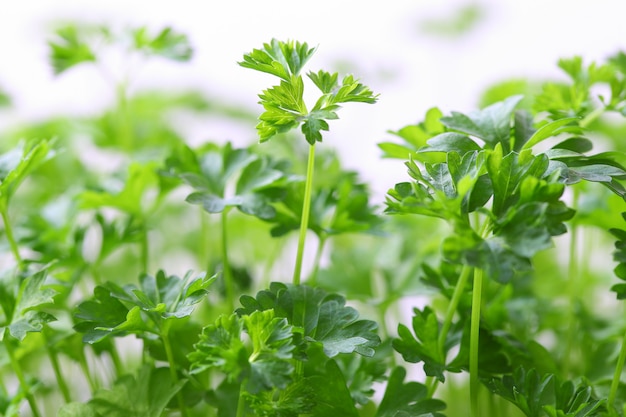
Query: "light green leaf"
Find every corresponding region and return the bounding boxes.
[239,39,316,80]
[0,140,51,213]
[48,25,96,74]
[133,27,192,61]
[522,117,580,150]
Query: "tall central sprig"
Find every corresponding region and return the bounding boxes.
[239,39,377,285]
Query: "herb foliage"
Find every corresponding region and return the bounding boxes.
[2,23,626,417]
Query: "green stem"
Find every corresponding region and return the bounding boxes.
[140,222,149,274]
[293,144,316,285]
[4,333,42,417]
[221,209,234,311]
[564,187,580,377]
[608,328,626,416]
[437,264,473,350]
[43,332,71,403]
[162,322,188,417]
[470,268,484,417]
[1,209,23,270]
[79,348,98,394]
[236,380,247,417]
[201,208,211,274]
[307,235,326,287]
[425,377,438,398]
[580,106,605,128]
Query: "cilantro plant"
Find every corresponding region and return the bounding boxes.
[4,24,626,417]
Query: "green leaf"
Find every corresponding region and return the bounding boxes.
[48,25,96,74]
[306,360,360,417]
[82,366,185,417]
[79,163,157,215]
[552,137,593,153]
[189,310,295,394]
[376,367,446,417]
[393,307,447,382]
[487,367,555,417]
[1,268,57,341]
[440,95,523,151]
[513,110,536,151]
[242,310,295,394]
[522,118,580,150]
[181,143,286,220]
[486,147,549,216]
[245,380,315,416]
[239,39,316,80]
[73,286,137,343]
[420,132,481,155]
[0,140,51,213]
[236,283,380,358]
[132,27,192,61]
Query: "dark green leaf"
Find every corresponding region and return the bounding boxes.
[420,132,481,155]
[236,283,380,358]
[393,307,447,382]
[440,95,523,150]
[376,367,446,417]
[306,360,360,417]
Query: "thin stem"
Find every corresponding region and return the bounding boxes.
[236,380,247,417]
[140,221,149,274]
[307,235,327,287]
[293,144,316,285]
[162,322,188,417]
[564,187,580,377]
[437,264,473,350]
[221,209,235,311]
[1,209,23,269]
[43,332,71,403]
[580,106,605,128]
[425,377,438,398]
[78,348,98,394]
[608,328,626,416]
[470,268,484,417]
[108,341,123,378]
[4,333,42,417]
[200,208,211,274]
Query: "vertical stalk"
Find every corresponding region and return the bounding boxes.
[109,345,123,378]
[608,328,626,416]
[307,235,326,287]
[564,187,580,377]
[221,209,235,311]
[438,264,473,349]
[1,210,23,270]
[470,268,484,417]
[293,144,316,285]
[43,332,71,403]
[162,322,188,417]
[78,348,98,394]
[140,222,149,274]
[236,379,248,417]
[4,333,42,417]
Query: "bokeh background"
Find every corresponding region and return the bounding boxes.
[2,0,624,197]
